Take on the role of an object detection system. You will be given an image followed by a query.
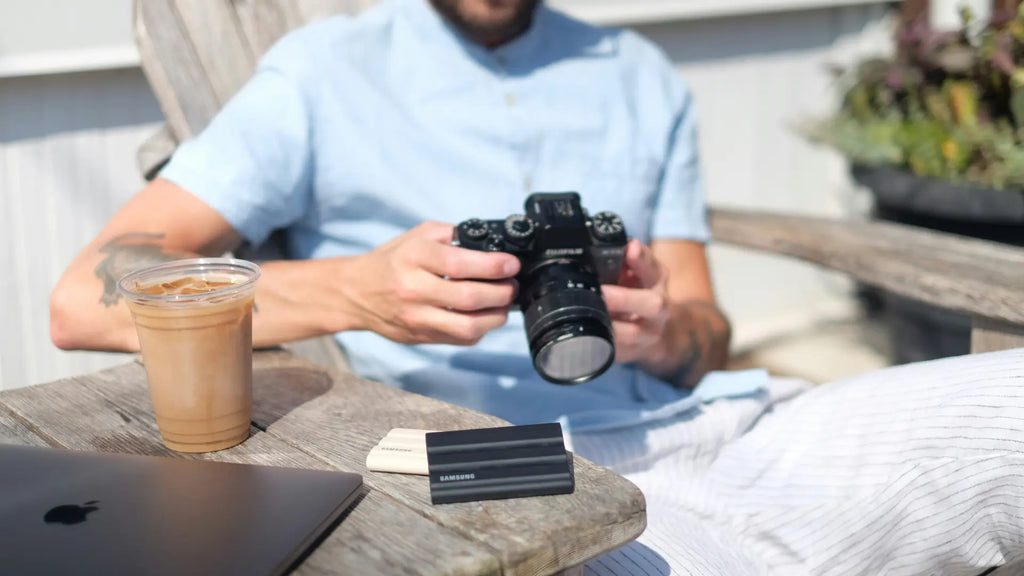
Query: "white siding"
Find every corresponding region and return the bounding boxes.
[0,2,890,389]
[0,69,164,388]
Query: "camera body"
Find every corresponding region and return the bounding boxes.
[453,192,628,384]
[453,192,628,290]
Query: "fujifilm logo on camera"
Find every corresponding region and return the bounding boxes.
[544,248,584,257]
[439,473,476,482]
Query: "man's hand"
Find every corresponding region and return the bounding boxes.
[601,240,672,364]
[601,239,731,389]
[341,221,520,346]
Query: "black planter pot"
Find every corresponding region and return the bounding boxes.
[851,165,1024,364]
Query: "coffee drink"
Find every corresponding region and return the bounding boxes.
[118,259,261,453]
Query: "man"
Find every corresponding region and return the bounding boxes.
[51,0,1024,574]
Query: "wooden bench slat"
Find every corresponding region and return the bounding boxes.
[135,0,224,138]
[710,208,1024,327]
[171,0,258,104]
[0,402,51,447]
[293,0,372,23]
[232,0,302,58]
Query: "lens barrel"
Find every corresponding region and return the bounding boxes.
[519,261,615,384]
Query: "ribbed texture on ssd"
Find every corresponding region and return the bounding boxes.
[426,423,575,504]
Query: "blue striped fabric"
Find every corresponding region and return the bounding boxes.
[576,348,1024,575]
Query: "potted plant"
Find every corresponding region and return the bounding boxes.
[805,3,1024,363]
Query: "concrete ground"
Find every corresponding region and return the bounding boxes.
[728,315,894,385]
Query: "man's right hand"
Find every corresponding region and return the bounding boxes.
[337,221,520,346]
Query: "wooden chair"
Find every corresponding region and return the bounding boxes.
[133,1,1024,572]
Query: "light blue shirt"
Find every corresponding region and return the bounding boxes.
[160,0,766,434]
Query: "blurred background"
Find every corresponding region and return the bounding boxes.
[0,0,913,389]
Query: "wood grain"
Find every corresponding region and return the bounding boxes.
[0,361,504,576]
[231,0,299,57]
[0,402,50,447]
[134,0,193,139]
[710,209,1024,327]
[293,0,372,23]
[972,316,1024,354]
[136,124,178,181]
[283,335,353,373]
[135,0,223,138]
[250,352,647,576]
[171,0,258,104]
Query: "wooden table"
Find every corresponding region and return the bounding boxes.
[0,350,646,575]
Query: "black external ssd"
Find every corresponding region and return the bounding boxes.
[425,423,575,504]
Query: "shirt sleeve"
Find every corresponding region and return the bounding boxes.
[158,67,313,246]
[650,84,711,243]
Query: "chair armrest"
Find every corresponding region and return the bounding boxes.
[137,124,178,181]
[709,208,1024,328]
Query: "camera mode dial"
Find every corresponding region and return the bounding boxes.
[590,212,625,242]
[460,218,490,240]
[503,215,535,245]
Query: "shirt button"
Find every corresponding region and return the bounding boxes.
[505,94,516,107]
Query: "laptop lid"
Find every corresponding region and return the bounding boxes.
[0,444,363,576]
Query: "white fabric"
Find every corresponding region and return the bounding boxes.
[576,348,1024,575]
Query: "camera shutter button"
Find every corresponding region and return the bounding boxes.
[503,215,535,245]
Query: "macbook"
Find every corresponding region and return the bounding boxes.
[0,444,363,576]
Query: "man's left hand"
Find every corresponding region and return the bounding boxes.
[601,239,672,365]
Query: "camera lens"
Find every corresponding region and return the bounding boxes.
[519,261,615,384]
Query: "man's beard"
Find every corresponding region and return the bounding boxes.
[429,0,540,47]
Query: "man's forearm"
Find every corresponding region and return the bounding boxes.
[51,232,363,352]
[52,233,195,351]
[639,300,732,390]
[248,258,364,348]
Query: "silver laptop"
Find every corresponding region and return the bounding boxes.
[0,444,363,576]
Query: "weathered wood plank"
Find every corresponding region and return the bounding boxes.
[0,362,501,576]
[134,0,192,140]
[0,402,50,447]
[172,0,258,104]
[972,316,1024,353]
[137,124,178,181]
[231,0,297,58]
[283,335,353,373]
[292,0,373,24]
[710,209,1024,327]
[135,0,223,138]
[250,352,647,576]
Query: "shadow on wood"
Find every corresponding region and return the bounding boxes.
[252,361,334,431]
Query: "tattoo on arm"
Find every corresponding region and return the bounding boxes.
[94,233,185,307]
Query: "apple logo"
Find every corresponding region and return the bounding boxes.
[44,500,100,525]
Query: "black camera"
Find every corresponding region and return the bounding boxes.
[453,192,628,384]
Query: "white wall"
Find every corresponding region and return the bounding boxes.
[0,69,164,389]
[0,1,891,388]
[0,0,137,77]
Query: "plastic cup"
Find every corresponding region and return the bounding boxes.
[117,258,261,453]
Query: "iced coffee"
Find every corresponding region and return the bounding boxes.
[118,258,261,453]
